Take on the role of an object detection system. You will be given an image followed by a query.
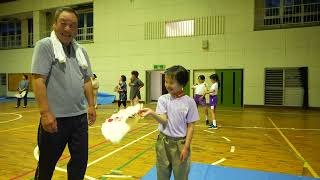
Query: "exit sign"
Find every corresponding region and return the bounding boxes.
[153,64,166,70]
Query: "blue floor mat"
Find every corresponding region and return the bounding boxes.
[0,97,34,103]
[142,162,318,180]
[97,92,116,105]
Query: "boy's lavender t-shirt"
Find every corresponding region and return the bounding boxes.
[156,94,199,138]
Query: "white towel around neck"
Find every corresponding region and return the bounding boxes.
[50,31,88,69]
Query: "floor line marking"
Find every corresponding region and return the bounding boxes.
[268,117,319,178]
[230,146,235,153]
[87,129,158,167]
[211,158,226,165]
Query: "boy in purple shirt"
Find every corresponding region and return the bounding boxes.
[140,65,199,180]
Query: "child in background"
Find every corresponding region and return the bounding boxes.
[206,74,219,129]
[16,74,29,108]
[139,65,199,180]
[117,75,127,111]
[192,75,209,125]
[91,74,99,109]
[129,71,144,105]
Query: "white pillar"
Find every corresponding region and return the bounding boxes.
[33,10,47,43]
[20,18,28,47]
[254,0,266,30]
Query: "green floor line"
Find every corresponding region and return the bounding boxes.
[58,124,154,168]
[100,146,153,180]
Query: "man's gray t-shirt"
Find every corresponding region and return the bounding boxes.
[31,38,92,118]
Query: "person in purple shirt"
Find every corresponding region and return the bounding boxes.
[139,65,199,180]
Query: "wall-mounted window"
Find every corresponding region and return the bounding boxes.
[165,20,195,38]
[255,0,320,30]
[0,21,21,49]
[145,16,225,40]
[76,11,93,42]
[265,67,308,107]
[38,4,94,44]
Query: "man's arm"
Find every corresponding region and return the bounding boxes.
[84,78,94,107]
[129,78,133,86]
[33,75,49,112]
[33,74,57,133]
[84,78,96,125]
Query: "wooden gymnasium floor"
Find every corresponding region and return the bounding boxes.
[0,100,319,179]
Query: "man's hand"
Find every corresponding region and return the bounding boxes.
[40,111,58,133]
[88,106,96,126]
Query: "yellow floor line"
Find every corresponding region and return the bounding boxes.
[0,124,35,133]
[268,117,319,178]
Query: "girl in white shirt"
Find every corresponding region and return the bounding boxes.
[192,75,209,125]
[205,74,219,129]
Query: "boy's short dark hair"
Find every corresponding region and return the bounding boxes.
[131,71,139,77]
[165,65,189,87]
[198,75,205,80]
[121,75,126,81]
[210,73,219,82]
[23,74,28,80]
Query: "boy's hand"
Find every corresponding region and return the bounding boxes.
[180,147,189,162]
[138,108,154,117]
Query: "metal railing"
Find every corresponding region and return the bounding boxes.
[0,34,22,49]
[42,27,94,42]
[28,33,33,47]
[76,27,93,42]
[0,27,93,49]
[263,2,320,26]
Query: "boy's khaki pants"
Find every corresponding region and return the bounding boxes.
[156,132,190,180]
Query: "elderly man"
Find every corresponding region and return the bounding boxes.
[31,7,95,179]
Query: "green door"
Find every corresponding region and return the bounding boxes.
[146,71,151,103]
[215,69,243,107]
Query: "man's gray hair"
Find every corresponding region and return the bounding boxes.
[54,7,79,22]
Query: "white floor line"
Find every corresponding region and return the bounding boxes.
[33,146,97,180]
[87,129,158,167]
[0,109,38,114]
[0,113,22,123]
[203,130,235,155]
[216,109,319,116]
[220,125,320,131]
[230,146,235,153]
[211,158,226,165]
[203,130,215,134]
[222,136,231,142]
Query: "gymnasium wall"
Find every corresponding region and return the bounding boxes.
[0,0,319,107]
[0,0,92,16]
